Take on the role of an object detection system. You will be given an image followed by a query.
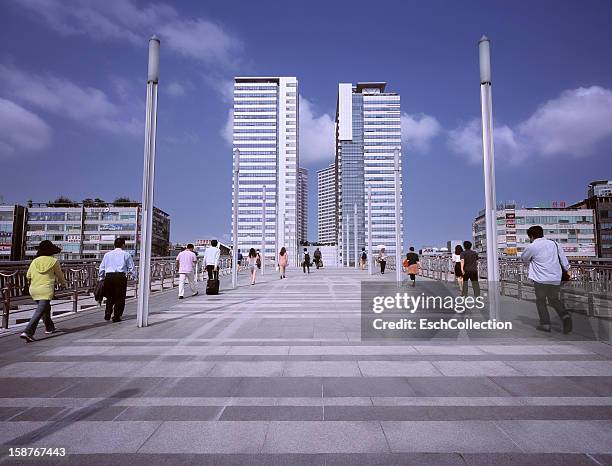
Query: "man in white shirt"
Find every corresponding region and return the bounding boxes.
[521,225,572,334]
[99,237,136,322]
[176,244,198,299]
[204,239,221,281]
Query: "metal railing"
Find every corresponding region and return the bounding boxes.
[0,256,233,329]
[418,256,612,316]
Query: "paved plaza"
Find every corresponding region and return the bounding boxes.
[0,267,611,464]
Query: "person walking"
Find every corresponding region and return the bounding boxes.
[521,225,572,334]
[313,248,322,269]
[204,239,221,281]
[302,248,311,274]
[460,240,480,297]
[377,247,387,274]
[247,248,258,285]
[278,247,288,279]
[20,240,67,342]
[237,249,243,268]
[360,247,367,270]
[453,244,464,291]
[256,249,262,270]
[176,243,198,299]
[99,237,135,322]
[403,247,420,287]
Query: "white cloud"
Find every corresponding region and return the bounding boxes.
[299,96,334,165]
[167,82,186,97]
[221,108,233,146]
[0,64,142,136]
[0,98,52,158]
[400,112,441,153]
[16,0,241,68]
[448,86,612,164]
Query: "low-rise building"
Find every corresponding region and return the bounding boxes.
[0,204,26,261]
[571,180,612,258]
[473,201,596,259]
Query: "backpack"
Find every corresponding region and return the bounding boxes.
[361,252,367,260]
[304,253,311,264]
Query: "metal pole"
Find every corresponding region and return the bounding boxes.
[136,36,160,328]
[479,35,500,317]
[262,185,266,276]
[232,148,240,289]
[354,203,358,269]
[345,214,350,267]
[367,185,373,276]
[394,148,402,284]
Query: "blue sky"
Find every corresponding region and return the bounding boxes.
[1,0,611,249]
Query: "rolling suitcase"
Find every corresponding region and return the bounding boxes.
[206,278,220,295]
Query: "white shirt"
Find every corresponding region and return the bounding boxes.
[521,238,570,284]
[203,246,220,268]
[452,253,461,263]
[176,249,197,274]
[99,248,136,278]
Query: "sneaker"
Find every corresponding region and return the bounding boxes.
[536,324,552,333]
[562,316,573,334]
[193,291,199,297]
[104,312,111,321]
[178,296,184,300]
[44,329,60,334]
[20,333,35,342]
[112,317,122,323]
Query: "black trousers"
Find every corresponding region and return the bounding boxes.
[105,272,127,319]
[380,260,386,274]
[462,271,480,297]
[533,282,568,325]
[206,265,219,280]
[303,261,310,273]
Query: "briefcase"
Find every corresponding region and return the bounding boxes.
[206,278,220,295]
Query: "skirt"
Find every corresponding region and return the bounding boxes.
[406,264,418,275]
[454,262,462,277]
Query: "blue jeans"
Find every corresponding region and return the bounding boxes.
[24,300,54,336]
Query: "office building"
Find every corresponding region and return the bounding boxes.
[571,180,612,258]
[25,200,170,260]
[317,163,336,244]
[473,201,596,259]
[232,77,299,264]
[0,204,26,261]
[335,82,403,265]
[297,167,308,245]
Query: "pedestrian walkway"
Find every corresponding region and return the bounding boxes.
[0,268,611,464]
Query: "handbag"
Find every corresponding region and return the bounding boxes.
[554,242,571,282]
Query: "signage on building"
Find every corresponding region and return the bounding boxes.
[66,235,80,243]
[505,247,518,256]
[101,235,115,241]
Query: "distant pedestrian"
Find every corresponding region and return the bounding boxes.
[302,248,311,274]
[453,244,464,291]
[403,247,420,287]
[377,248,387,274]
[176,244,198,299]
[460,240,480,297]
[313,248,322,269]
[248,248,258,284]
[256,249,262,270]
[360,247,367,270]
[99,237,135,322]
[20,241,67,342]
[278,247,288,279]
[521,225,572,334]
[237,249,243,268]
[204,239,221,281]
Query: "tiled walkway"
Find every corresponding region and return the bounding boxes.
[0,268,611,465]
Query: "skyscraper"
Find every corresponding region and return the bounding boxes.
[232,77,299,264]
[297,167,308,245]
[317,163,336,244]
[335,82,403,265]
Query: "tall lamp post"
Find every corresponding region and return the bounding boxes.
[136,36,160,328]
[367,185,373,276]
[479,35,500,317]
[354,203,358,269]
[393,148,402,284]
[232,148,240,289]
[261,185,266,276]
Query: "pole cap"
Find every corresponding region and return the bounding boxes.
[479,35,491,84]
[147,35,160,83]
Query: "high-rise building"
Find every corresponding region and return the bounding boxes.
[317,163,336,244]
[571,180,612,257]
[232,77,299,264]
[473,201,596,259]
[335,82,403,265]
[24,201,170,260]
[297,167,308,245]
[0,204,26,261]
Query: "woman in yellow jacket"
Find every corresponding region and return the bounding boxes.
[20,241,66,342]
